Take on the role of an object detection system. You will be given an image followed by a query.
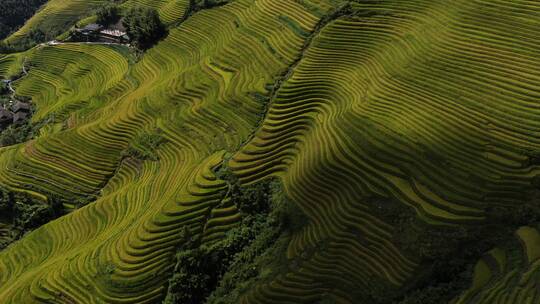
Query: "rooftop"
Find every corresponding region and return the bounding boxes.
[13,111,28,124]
[0,109,13,121]
[100,29,127,38]
[12,101,31,113]
[79,23,103,32]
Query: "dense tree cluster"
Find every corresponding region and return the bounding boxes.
[122,7,166,49]
[0,99,37,147]
[96,5,121,26]
[163,178,307,304]
[0,188,62,250]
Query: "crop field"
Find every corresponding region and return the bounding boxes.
[455,227,540,303]
[0,0,539,303]
[122,0,190,25]
[4,0,109,44]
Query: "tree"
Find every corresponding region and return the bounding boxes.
[122,7,166,49]
[96,5,120,26]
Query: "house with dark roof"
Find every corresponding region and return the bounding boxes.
[0,108,13,130]
[77,23,103,35]
[72,23,104,42]
[72,21,129,44]
[12,111,28,125]
[12,101,31,113]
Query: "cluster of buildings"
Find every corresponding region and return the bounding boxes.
[0,101,32,131]
[74,23,130,43]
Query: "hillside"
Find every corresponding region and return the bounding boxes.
[0,0,47,39]
[0,0,539,303]
[4,0,109,44]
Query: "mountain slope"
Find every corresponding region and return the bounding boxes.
[3,0,108,44]
[0,0,539,303]
[0,0,47,40]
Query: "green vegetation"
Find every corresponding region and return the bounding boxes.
[0,188,62,250]
[2,0,111,51]
[123,6,167,49]
[123,129,167,161]
[0,0,539,303]
[190,0,231,11]
[0,29,47,53]
[96,4,121,26]
[0,0,47,40]
[0,123,34,147]
[0,103,37,147]
[164,178,306,304]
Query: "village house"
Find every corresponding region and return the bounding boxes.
[74,23,104,41]
[13,112,28,125]
[12,101,31,125]
[100,28,130,43]
[73,22,129,43]
[0,101,32,130]
[0,108,13,130]
[12,101,31,113]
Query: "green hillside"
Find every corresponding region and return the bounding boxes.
[0,0,539,303]
[0,0,48,40]
[3,0,109,45]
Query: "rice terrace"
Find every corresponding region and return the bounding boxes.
[0,0,538,303]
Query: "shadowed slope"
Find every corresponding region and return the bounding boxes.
[454,226,540,304]
[0,0,335,302]
[230,0,540,301]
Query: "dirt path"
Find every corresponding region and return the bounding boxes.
[39,40,128,47]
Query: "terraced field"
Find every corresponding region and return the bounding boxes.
[0,0,539,303]
[4,0,109,44]
[122,0,190,25]
[0,43,130,204]
[455,227,540,303]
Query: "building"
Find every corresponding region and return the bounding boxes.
[99,29,129,43]
[76,23,103,35]
[12,101,31,114]
[0,108,13,130]
[11,101,31,125]
[99,21,129,43]
[12,111,29,125]
[73,24,104,42]
[72,22,130,43]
